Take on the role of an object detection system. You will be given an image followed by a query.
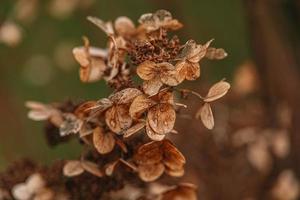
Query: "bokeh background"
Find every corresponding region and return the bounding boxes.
[1,0,300,199]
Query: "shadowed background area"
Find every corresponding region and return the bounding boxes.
[1,0,300,199]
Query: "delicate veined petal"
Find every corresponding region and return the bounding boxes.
[79,58,106,83]
[81,160,103,178]
[196,103,214,130]
[158,62,184,86]
[93,127,116,154]
[146,119,166,141]
[176,40,197,61]
[123,122,146,138]
[114,16,136,36]
[161,183,197,200]
[148,104,176,134]
[109,88,142,104]
[72,47,89,67]
[205,47,228,60]
[105,105,132,134]
[165,167,185,177]
[138,163,165,182]
[162,140,186,170]
[185,62,200,81]
[63,160,84,177]
[142,77,163,96]
[204,80,230,102]
[129,94,155,118]
[158,91,174,105]
[134,141,163,165]
[74,101,97,119]
[188,40,213,63]
[87,16,114,36]
[136,61,158,81]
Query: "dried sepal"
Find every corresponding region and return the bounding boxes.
[87,16,114,36]
[105,105,132,134]
[63,160,84,177]
[93,127,116,154]
[74,101,97,119]
[161,183,197,200]
[136,60,158,81]
[148,104,176,135]
[142,77,163,96]
[163,140,186,170]
[134,141,163,165]
[81,160,103,178]
[138,163,165,182]
[129,94,155,119]
[79,58,106,83]
[146,119,166,141]
[109,88,142,104]
[204,80,230,102]
[196,103,214,130]
[114,16,136,37]
[205,47,228,60]
[105,160,119,176]
[165,167,185,177]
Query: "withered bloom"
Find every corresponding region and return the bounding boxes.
[134,140,185,182]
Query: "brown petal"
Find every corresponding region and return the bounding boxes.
[138,163,165,182]
[59,113,83,136]
[142,77,163,96]
[63,160,84,177]
[114,16,136,36]
[129,94,155,118]
[205,47,227,60]
[165,167,185,177]
[87,16,114,36]
[105,105,133,134]
[93,127,116,154]
[148,104,176,134]
[137,61,158,81]
[72,47,89,67]
[204,80,230,102]
[185,62,200,81]
[158,91,174,105]
[105,160,119,176]
[146,119,166,141]
[81,160,103,178]
[123,122,146,138]
[159,62,184,86]
[161,183,197,200]
[134,141,163,165]
[188,39,213,63]
[74,101,97,119]
[162,140,186,170]
[109,88,142,104]
[196,103,214,130]
[79,58,106,83]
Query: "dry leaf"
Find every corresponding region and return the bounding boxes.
[129,94,155,118]
[81,160,103,178]
[63,160,84,177]
[197,103,214,130]
[138,163,165,182]
[205,80,230,102]
[105,105,132,134]
[148,104,176,134]
[93,127,116,154]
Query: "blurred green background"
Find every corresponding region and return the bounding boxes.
[0,0,250,169]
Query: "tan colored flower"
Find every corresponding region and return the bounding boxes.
[138,10,182,32]
[161,183,197,200]
[175,39,212,81]
[196,80,230,129]
[93,126,116,154]
[91,88,142,134]
[72,39,108,83]
[137,61,184,95]
[134,140,185,182]
[129,91,176,140]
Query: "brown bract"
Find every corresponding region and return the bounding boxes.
[138,10,182,33]
[93,126,116,154]
[175,39,212,81]
[129,91,176,140]
[137,61,184,95]
[134,140,185,182]
[63,160,103,178]
[161,183,197,200]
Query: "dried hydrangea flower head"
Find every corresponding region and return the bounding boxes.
[24,9,230,199]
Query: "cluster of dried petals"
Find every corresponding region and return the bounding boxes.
[138,10,183,33]
[137,61,183,95]
[128,91,177,140]
[196,80,230,129]
[134,140,185,182]
[11,173,54,200]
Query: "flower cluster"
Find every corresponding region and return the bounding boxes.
[24,10,230,199]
